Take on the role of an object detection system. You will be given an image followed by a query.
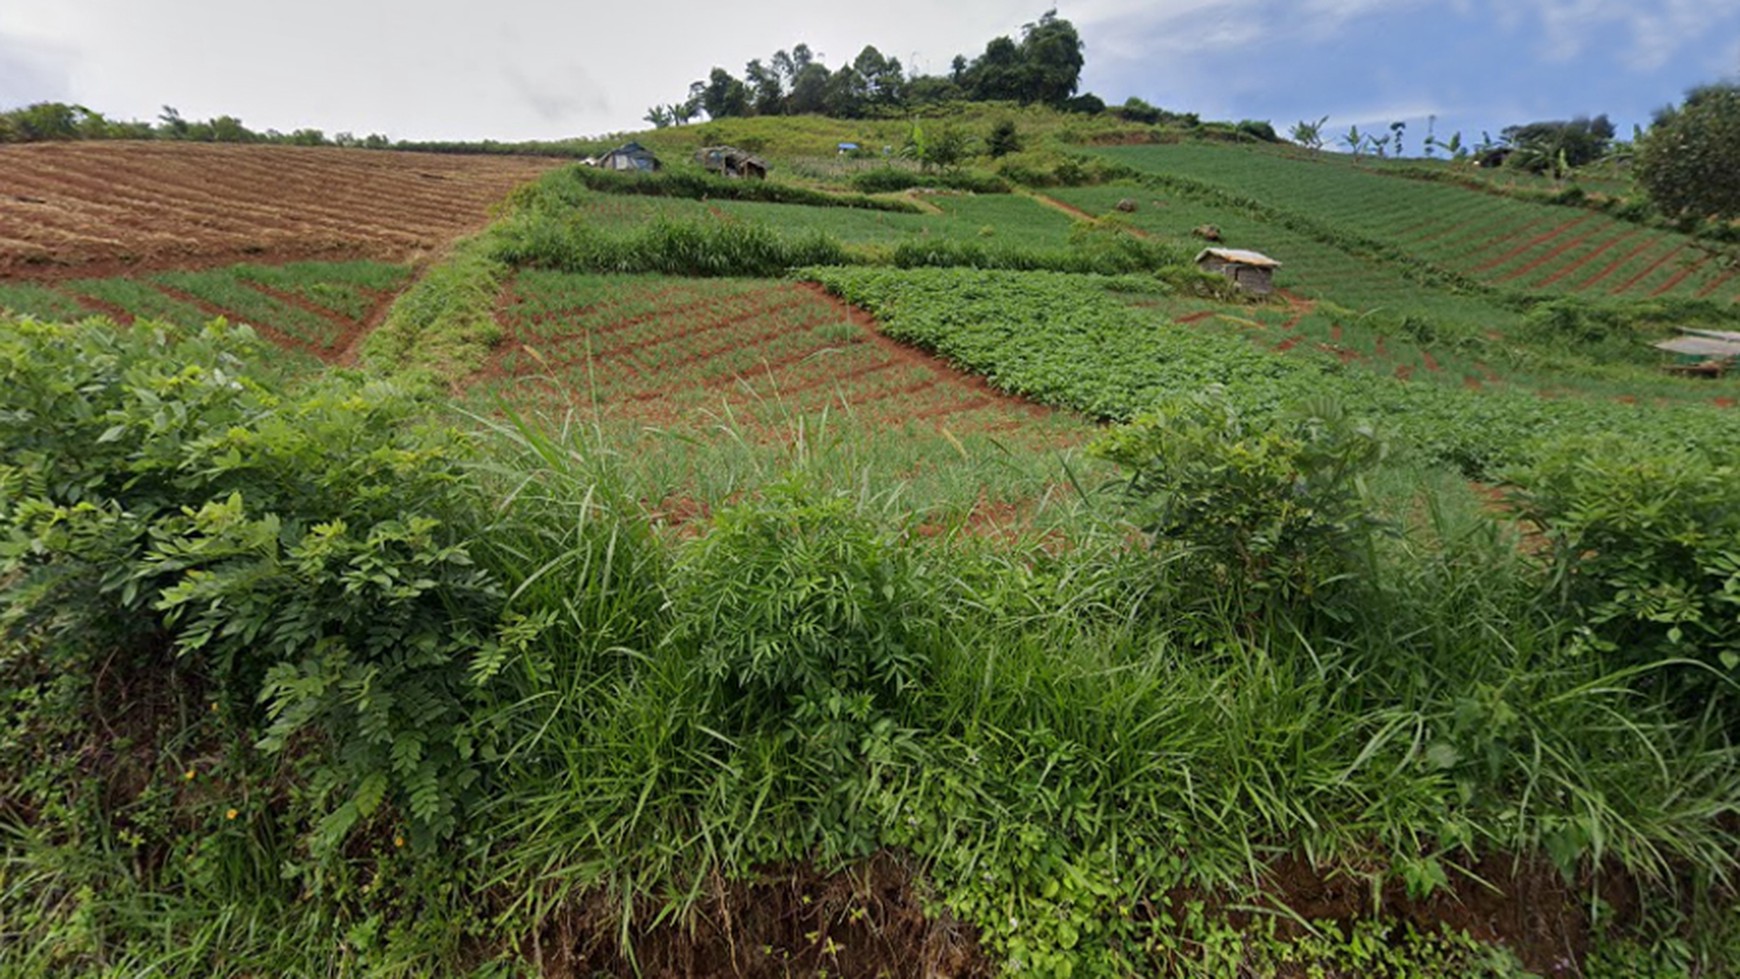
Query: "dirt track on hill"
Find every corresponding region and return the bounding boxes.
[0,142,561,279]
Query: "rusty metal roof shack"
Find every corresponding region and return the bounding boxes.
[1654,333,1740,377]
[596,141,661,172]
[696,145,769,179]
[1195,248,1282,296]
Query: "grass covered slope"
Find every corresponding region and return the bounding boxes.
[1091,142,1740,304]
[6,311,1740,975]
[7,114,1740,977]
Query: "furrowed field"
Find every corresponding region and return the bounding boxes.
[4,111,1740,979]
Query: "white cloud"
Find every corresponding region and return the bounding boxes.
[1495,0,1740,70]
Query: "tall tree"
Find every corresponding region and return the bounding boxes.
[696,67,751,120]
[1017,10,1084,105]
[787,62,832,115]
[963,35,1023,101]
[744,59,784,115]
[852,45,905,108]
[1636,83,1740,222]
[823,66,868,118]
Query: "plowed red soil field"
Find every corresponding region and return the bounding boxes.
[479,271,1085,449]
[0,142,560,278]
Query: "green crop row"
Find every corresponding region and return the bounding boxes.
[804,265,1740,477]
[1094,143,1740,303]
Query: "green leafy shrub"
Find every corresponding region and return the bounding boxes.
[1091,393,1389,620]
[849,167,1012,194]
[0,317,518,846]
[1507,437,1740,722]
[663,475,936,729]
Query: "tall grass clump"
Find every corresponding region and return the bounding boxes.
[6,319,1740,974]
[493,208,847,277]
[850,167,1012,194]
[360,234,506,383]
[568,163,924,212]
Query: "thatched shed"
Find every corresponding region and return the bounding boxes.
[1195,248,1281,296]
[596,141,660,172]
[696,145,768,179]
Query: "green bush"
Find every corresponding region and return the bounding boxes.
[1091,394,1390,620]
[0,317,520,847]
[1507,437,1740,721]
[663,475,937,729]
[849,167,1012,194]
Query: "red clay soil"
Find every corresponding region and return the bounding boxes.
[1649,253,1710,297]
[1394,364,1414,381]
[529,854,990,979]
[1533,229,1638,287]
[1471,216,1592,274]
[1609,244,1688,295]
[1572,238,1662,291]
[476,281,1060,437]
[1176,310,1217,325]
[1499,229,1599,282]
[0,142,560,279]
[1421,349,1442,372]
[1696,265,1739,300]
[527,848,1665,977]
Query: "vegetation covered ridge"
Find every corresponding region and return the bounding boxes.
[5,298,1740,975]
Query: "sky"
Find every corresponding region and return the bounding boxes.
[2,1,1737,149]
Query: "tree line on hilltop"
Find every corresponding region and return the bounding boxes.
[645,11,1180,126]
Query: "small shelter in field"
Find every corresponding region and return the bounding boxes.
[696,145,769,179]
[596,141,661,172]
[1195,248,1281,296]
[1654,329,1740,377]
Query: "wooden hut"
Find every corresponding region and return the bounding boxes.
[1195,248,1281,296]
[695,145,768,179]
[596,141,661,172]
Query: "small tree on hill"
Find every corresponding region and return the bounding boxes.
[1636,83,1740,223]
[1341,124,1364,162]
[987,118,1021,157]
[1290,116,1328,154]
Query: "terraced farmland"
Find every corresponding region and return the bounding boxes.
[481,270,1083,449]
[0,260,411,361]
[1094,142,1740,303]
[0,142,561,277]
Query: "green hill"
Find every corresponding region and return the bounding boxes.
[5,108,1740,979]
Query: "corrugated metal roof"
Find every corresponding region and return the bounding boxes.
[1679,327,1740,343]
[1654,336,1740,357]
[1195,248,1281,268]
